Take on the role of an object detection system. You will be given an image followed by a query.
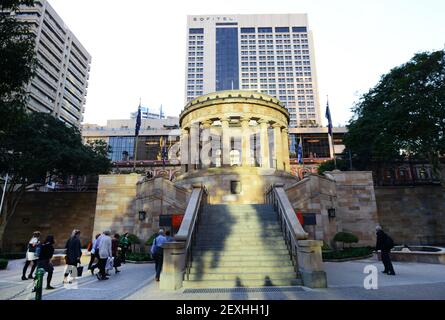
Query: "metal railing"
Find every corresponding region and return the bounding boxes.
[266,184,308,276]
[174,185,208,281]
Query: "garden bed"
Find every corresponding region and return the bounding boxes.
[323,247,375,262]
[125,253,153,264]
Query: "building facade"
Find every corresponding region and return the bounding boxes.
[82,117,180,163]
[15,0,91,127]
[185,14,321,128]
[130,106,165,120]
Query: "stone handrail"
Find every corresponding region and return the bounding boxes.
[174,185,207,281]
[266,184,308,241]
[266,184,327,288]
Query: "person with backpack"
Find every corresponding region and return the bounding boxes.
[37,235,56,290]
[151,229,167,281]
[22,231,41,280]
[376,225,396,275]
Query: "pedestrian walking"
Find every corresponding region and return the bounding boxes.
[88,234,101,274]
[22,231,41,280]
[37,235,56,290]
[97,230,112,281]
[151,229,167,281]
[376,225,396,275]
[63,229,82,284]
[119,232,130,264]
[112,233,121,274]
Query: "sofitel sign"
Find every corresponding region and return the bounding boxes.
[193,16,236,22]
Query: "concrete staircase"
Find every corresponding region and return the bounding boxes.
[183,204,301,288]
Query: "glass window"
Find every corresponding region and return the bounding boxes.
[216,28,239,91]
[292,27,307,33]
[241,27,256,33]
[258,27,273,33]
[275,27,290,33]
[189,28,204,34]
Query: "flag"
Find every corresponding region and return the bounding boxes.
[135,104,142,137]
[160,137,168,165]
[325,100,333,137]
[297,137,303,165]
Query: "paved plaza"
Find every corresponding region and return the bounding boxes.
[1,256,445,300]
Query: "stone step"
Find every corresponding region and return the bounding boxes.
[183,278,302,288]
[193,243,288,251]
[191,254,291,263]
[203,212,276,216]
[185,272,298,281]
[192,248,290,256]
[188,265,296,274]
[204,205,274,210]
[195,237,284,243]
[199,218,278,224]
[196,231,284,238]
[198,224,281,230]
[189,259,294,268]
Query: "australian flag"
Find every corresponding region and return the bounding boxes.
[325,101,333,137]
[135,105,142,137]
[297,137,303,165]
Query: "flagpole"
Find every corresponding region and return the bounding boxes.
[133,137,139,172]
[133,99,142,173]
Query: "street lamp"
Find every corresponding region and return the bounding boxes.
[138,211,146,221]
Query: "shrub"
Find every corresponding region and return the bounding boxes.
[127,234,141,244]
[333,232,359,249]
[0,259,8,270]
[323,247,374,260]
[126,252,153,262]
[0,253,26,260]
[145,234,157,246]
[127,234,141,252]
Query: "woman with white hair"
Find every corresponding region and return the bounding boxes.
[151,229,167,281]
[97,230,112,281]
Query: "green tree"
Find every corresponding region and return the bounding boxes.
[344,50,445,174]
[333,232,359,250]
[317,159,350,175]
[0,112,112,249]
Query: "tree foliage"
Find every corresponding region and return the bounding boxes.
[0,0,112,250]
[317,159,350,175]
[344,50,445,171]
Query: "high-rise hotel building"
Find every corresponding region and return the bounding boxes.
[14,0,91,127]
[185,14,321,128]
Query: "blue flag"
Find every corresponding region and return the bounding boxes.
[325,101,333,136]
[297,137,303,165]
[135,105,142,137]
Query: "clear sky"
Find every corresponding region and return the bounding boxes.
[49,0,445,126]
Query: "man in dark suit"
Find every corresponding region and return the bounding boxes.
[376,226,396,275]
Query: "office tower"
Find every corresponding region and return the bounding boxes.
[185,14,321,128]
[14,0,91,127]
[130,106,165,120]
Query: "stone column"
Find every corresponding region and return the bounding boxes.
[297,240,327,288]
[160,242,186,291]
[201,120,212,169]
[259,120,270,169]
[282,128,291,172]
[180,128,189,173]
[241,117,251,167]
[189,122,200,171]
[220,117,231,167]
[273,123,284,170]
